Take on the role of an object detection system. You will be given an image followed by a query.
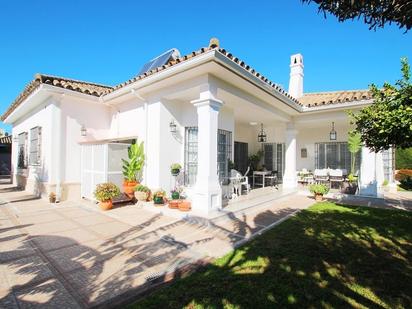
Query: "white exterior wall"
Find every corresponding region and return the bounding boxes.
[296,122,350,171]
[11,98,54,192]
[109,99,146,140]
[61,98,111,184]
[158,100,184,192]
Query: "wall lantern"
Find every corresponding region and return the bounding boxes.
[80,125,87,137]
[258,123,267,143]
[169,120,177,134]
[329,122,337,141]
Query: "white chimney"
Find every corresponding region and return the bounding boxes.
[288,53,304,99]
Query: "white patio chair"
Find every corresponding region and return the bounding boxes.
[241,166,251,193]
[265,170,278,188]
[230,169,243,197]
[329,169,344,189]
[314,169,329,184]
[230,167,251,196]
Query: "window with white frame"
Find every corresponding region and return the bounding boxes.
[17,132,28,169]
[315,142,360,173]
[184,127,232,186]
[29,126,42,165]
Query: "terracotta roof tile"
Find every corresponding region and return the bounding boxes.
[1,74,113,121]
[299,90,373,107]
[2,43,373,121]
[104,47,302,106]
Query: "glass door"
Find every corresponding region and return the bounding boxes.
[184,127,232,186]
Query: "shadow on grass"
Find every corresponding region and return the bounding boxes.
[131,202,412,308]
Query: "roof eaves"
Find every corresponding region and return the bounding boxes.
[1,74,113,122]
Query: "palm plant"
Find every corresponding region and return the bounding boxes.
[122,140,145,182]
[348,132,362,178]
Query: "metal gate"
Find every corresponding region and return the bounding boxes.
[81,143,130,200]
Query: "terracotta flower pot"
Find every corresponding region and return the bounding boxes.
[134,191,147,202]
[100,200,113,211]
[168,199,182,209]
[315,193,323,202]
[179,200,191,212]
[123,181,138,198]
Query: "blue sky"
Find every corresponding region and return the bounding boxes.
[0,0,411,133]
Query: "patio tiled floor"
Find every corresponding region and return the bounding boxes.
[0,182,316,308]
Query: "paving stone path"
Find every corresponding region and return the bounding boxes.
[0,183,314,308]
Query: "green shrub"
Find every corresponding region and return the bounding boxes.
[309,183,330,195]
[396,170,412,191]
[399,177,412,191]
[396,148,412,169]
[94,183,120,202]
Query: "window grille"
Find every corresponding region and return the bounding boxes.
[29,126,41,165]
[17,132,28,169]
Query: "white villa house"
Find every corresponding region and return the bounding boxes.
[1,39,395,213]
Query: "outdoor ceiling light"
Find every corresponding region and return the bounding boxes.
[330,122,337,141]
[169,120,177,134]
[80,125,87,137]
[258,123,267,143]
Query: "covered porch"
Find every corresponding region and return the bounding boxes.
[162,76,365,215]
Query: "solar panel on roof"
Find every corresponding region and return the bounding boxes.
[138,48,181,75]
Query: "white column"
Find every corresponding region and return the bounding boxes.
[359,147,378,197]
[283,123,298,189]
[191,97,223,213]
[375,151,385,196]
[388,148,397,193]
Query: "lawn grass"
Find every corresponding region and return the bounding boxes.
[130,202,412,309]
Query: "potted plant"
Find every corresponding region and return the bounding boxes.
[248,150,263,172]
[122,140,145,198]
[94,183,120,211]
[345,174,359,194]
[309,183,330,202]
[49,192,56,203]
[170,163,182,176]
[153,189,166,205]
[343,132,362,194]
[134,184,150,202]
[171,187,181,200]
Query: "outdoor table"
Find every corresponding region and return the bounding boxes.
[252,171,272,188]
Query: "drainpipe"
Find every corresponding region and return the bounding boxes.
[54,94,64,202]
[143,102,148,184]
